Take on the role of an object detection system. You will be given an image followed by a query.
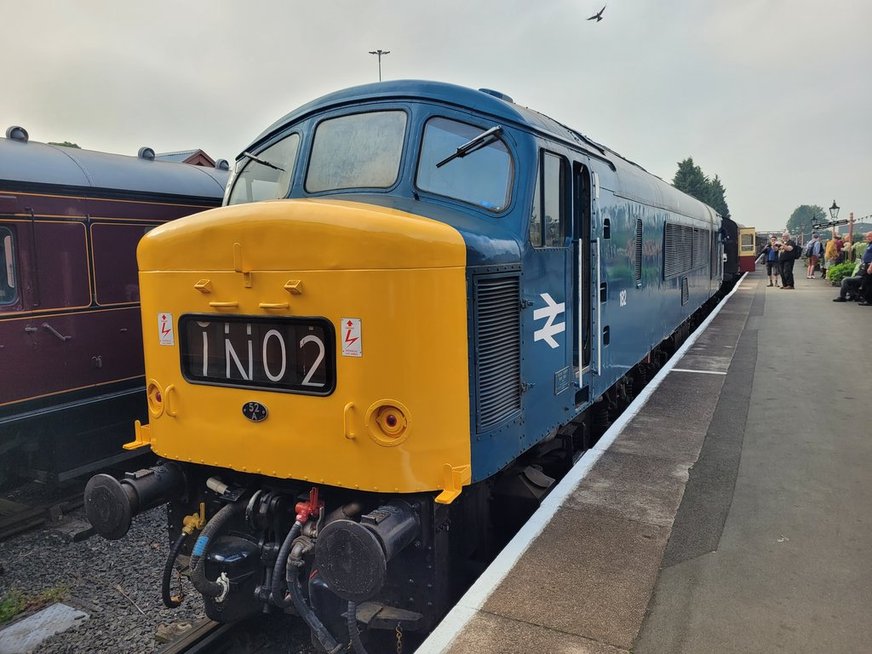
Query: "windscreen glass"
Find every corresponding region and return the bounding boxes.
[306,111,407,192]
[227,133,300,205]
[416,117,512,212]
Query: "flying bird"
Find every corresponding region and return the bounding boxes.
[588,5,606,21]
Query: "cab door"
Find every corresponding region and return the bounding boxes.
[522,150,573,431]
[571,161,594,404]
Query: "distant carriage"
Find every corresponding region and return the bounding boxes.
[0,128,228,485]
[737,226,758,273]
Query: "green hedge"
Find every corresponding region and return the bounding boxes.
[827,262,856,286]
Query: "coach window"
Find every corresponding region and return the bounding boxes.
[0,227,16,305]
[227,133,300,205]
[307,111,407,192]
[416,117,512,212]
[530,152,568,247]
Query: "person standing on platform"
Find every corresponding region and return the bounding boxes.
[805,233,823,279]
[834,234,845,264]
[824,236,839,279]
[842,236,853,262]
[779,231,798,289]
[761,236,781,287]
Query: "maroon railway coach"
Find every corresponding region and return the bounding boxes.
[0,127,228,485]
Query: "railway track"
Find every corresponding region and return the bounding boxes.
[156,615,311,654]
[157,619,235,654]
[0,490,86,542]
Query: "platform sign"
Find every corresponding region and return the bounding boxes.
[158,312,174,346]
[340,318,362,357]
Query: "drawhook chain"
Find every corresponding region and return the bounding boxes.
[395,622,403,654]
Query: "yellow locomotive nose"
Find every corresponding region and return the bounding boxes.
[134,199,472,496]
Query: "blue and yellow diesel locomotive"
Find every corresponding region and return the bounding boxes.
[85,81,725,650]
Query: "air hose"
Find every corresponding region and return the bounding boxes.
[269,521,302,609]
[269,520,340,652]
[189,501,244,598]
[161,532,188,608]
[288,564,342,654]
[347,601,369,654]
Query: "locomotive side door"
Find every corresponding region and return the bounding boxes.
[523,150,574,429]
[572,160,594,401]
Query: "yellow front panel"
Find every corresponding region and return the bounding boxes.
[137,200,470,493]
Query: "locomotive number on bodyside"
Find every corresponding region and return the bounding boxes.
[179,315,335,395]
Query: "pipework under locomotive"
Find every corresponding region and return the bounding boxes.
[85,80,726,651]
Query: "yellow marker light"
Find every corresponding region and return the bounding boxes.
[146,380,164,418]
[366,401,410,446]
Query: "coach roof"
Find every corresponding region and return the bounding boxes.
[0,136,228,198]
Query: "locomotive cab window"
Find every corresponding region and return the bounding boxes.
[227,133,300,205]
[0,227,17,305]
[530,151,568,247]
[306,111,407,192]
[416,117,512,212]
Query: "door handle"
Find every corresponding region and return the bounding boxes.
[42,322,71,342]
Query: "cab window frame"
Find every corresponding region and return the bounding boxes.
[530,150,569,248]
[304,109,409,194]
[414,115,514,214]
[226,131,301,206]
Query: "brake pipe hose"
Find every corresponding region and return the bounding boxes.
[189,501,244,598]
[270,521,302,609]
[161,532,188,608]
[288,563,342,654]
[347,601,369,654]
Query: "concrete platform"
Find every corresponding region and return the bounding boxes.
[420,271,872,653]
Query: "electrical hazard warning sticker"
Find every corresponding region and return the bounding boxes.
[340,317,362,357]
[158,312,175,346]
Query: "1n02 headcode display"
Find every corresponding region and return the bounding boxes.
[179,315,335,394]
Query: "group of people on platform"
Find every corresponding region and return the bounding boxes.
[757,230,872,305]
[759,231,801,289]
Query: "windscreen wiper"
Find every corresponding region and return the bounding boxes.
[241,151,285,172]
[436,126,503,168]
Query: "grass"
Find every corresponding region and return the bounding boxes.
[0,585,69,625]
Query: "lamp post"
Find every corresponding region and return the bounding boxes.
[829,200,840,240]
[368,49,390,82]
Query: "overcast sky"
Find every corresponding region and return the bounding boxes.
[3,0,870,231]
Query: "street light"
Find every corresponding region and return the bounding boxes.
[368,49,390,82]
[829,200,840,240]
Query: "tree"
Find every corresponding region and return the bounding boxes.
[672,158,709,202]
[786,205,825,241]
[48,141,80,148]
[672,157,731,218]
[706,175,730,219]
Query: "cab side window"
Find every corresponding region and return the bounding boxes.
[530,151,568,248]
[0,226,17,306]
[227,133,300,205]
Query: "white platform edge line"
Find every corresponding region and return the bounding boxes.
[671,368,728,375]
[418,273,748,654]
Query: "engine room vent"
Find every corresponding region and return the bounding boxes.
[474,275,521,431]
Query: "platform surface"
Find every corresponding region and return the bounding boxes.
[421,272,872,653]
